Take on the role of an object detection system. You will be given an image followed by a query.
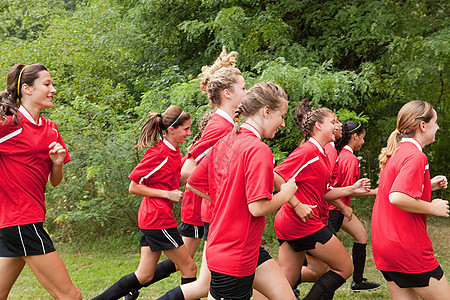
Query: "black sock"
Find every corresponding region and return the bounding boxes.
[303,270,346,300]
[142,259,177,287]
[181,276,196,284]
[92,273,142,300]
[352,242,366,284]
[156,286,184,300]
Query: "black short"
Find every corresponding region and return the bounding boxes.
[210,271,254,300]
[139,227,184,252]
[256,246,272,266]
[381,266,444,288]
[327,210,344,235]
[203,222,210,241]
[278,227,333,252]
[0,223,56,257]
[178,222,204,239]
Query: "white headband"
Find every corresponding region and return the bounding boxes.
[169,111,184,128]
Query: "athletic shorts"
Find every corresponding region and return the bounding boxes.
[203,222,210,241]
[257,246,272,266]
[0,223,56,257]
[327,210,344,235]
[277,227,333,252]
[210,271,254,300]
[139,227,184,252]
[381,266,444,288]
[178,222,204,239]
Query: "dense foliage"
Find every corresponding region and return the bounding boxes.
[0,0,448,239]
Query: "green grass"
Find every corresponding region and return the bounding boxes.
[8,217,450,299]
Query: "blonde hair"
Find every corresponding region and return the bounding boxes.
[378,100,435,169]
[135,105,190,149]
[294,98,333,144]
[233,81,288,133]
[199,47,242,106]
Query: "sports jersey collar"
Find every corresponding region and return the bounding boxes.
[329,142,335,148]
[343,145,354,153]
[215,108,234,125]
[163,138,177,151]
[19,105,42,126]
[309,137,324,154]
[241,122,261,140]
[401,138,422,152]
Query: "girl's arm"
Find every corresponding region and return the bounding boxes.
[48,142,66,187]
[389,192,449,217]
[248,177,297,217]
[186,183,210,201]
[274,173,316,222]
[129,181,182,202]
[180,157,197,182]
[431,175,448,191]
[324,178,371,201]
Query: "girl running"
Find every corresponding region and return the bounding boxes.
[274,99,371,299]
[92,105,197,300]
[0,63,81,299]
[187,81,297,300]
[372,100,449,300]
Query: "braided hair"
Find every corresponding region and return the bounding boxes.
[335,121,364,153]
[294,98,333,145]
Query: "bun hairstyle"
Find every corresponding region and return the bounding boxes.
[294,98,333,144]
[335,121,365,153]
[199,46,242,106]
[378,100,434,169]
[0,63,48,125]
[233,81,288,133]
[135,105,191,149]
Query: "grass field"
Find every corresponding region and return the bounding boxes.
[8,216,449,299]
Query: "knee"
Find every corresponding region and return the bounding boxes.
[180,260,197,277]
[355,232,368,244]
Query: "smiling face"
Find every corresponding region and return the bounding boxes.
[318,112,340,143]
[169,118,192,145]
[262,99,288,139]
[352,130,366,151]
[22,70,56,110]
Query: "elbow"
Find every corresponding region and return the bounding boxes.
[248,204,265,217]
[389,193,401,206]
[129,181,138,195]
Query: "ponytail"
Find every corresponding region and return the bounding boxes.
[378,130,401,169]
[233,106,244,133]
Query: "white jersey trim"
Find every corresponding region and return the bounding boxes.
[401,138,422,152]
[344,145,354,153]
[215,108,234,125]
[139,157,168,184]
[0,128,22,143]
[292,156,319,179]
[163,138,176,151]
[194,146,213,163]
[19,105,42,125]
[309,138,324,154]
[241,122,261,140]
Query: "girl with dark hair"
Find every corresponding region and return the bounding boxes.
[274,99,371,299]
[92,105,197,300]
[372,100,449,299]
[0,63,81,299]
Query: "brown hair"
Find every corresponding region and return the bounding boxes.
[233,81,288,133]
[0,63,48,125]
[379,100,434,169]
[192,109,215,144]
[199,47,242,106]
[135,105,191,149]
[294,98,333,144]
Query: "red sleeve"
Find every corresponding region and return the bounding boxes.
[0,117,21,154]
[244,144,274,204]
[275,146,318,183]
[129,146,166,185]
[390,153,427,199]
[188,153,210,194]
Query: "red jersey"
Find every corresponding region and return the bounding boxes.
[129,139,181,230]
[274,138,332,240]
[325,142,338,177]
[0,106,71,229]
[180,154,203,226]
[187,109,234,224]
[371,138,438,273]
[189,123,274,277]
[329,146,360,210]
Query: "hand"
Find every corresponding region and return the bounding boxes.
[353,178,371,194]
[431,176,448,191]
[341,205,353,221]
[294,202,317,222]
[430,198,449,217]
[166,190,183,202]
[281,177,298,202]
[48,142,66,165]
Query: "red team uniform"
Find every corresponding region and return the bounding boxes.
[371,138,438,274]
[0,105,70,229]
[185,109,234,226]
[274,138,332,240]
[188,123,274,277]
[128,139,181,230]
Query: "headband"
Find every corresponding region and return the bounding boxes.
[169,111,184,128]
[349,123,361,133]
[17,65,28,98]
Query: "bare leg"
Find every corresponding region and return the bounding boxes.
[301,255,328,283]
[24,252,81,300]
[180,245,210,299]
[278,242,306,287]
[413,275,450,300]
[340,214,368,244]
[0,257,26,300]
[252,258,295,300]
[163,245,197,279]
[182,236,202,259]
[134,247,162,283]
[387,281,420,300]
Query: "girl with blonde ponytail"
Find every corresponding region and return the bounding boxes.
[93,105,197,300]
[372,100,449,299]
